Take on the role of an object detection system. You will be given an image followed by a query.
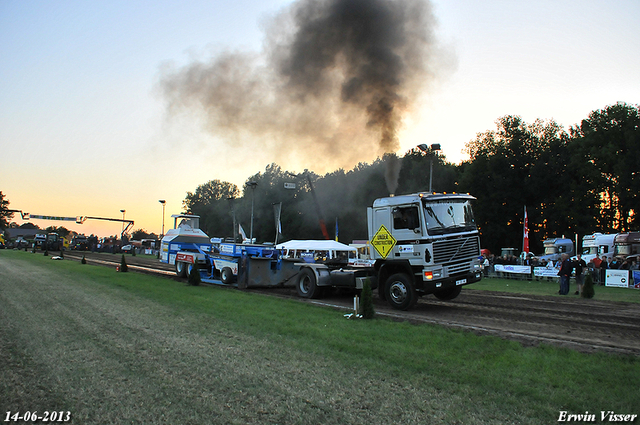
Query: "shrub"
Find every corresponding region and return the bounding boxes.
[582,272,595,299]
[44,249,48,256]
[81,255,87,264]
[120,254,128,272]
[188,264,201,286]
[361,278,375,319]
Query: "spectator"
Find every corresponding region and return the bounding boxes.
[591,253,602,284]
[545,258,556,281]
[573,254,587,295]
[557,253,573,295]
[600,256,608,285]
[610,256,622,269]
[483,256,490,277]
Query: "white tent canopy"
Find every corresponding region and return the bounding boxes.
[276,240,357,253]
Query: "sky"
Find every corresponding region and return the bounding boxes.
[1,0,639,238]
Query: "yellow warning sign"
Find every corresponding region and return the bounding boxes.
[370,225,397,259]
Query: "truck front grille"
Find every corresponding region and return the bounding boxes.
[433,236,480,265]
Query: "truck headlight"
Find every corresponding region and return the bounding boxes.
[424,269,442,280]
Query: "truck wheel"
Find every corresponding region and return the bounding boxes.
[220,267,234,284]
[434,285,462,301]
[297,268,321,299]
[385,273,417,310]
[175,261,187,278]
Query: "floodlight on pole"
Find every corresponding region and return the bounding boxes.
[159,200,166,238]
[417,144,441,192]
[248,182,258,243]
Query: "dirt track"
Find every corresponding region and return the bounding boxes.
[63,251,640,356]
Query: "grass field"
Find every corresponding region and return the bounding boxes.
[473,274,640,303]
[1,249,639,424]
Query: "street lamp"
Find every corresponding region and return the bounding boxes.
[417,144,441,192]
[247,182,258,243]
[159,200,166,238]
[120,209,126,235]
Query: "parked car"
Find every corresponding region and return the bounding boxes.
[121,244,133,253]
[15,238,30,249]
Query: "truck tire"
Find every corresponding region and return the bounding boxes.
[385,273,417,310]
[434,285,462,301]
[175,261,187,278]
[220,267,234,284]
[296,268,321,299]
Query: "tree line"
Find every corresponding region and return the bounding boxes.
[181,102,639,255]
[2,103,638,255]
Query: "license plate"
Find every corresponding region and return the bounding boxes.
[456,278,467,285]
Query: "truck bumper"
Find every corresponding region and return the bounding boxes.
[418,270,482,294]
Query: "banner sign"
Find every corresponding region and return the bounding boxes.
[633,271,640,289]
[176,253,195,264]
[605,269,629,288]
[495,265,532,275]
[533,267,560,278]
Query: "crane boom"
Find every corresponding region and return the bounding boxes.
[8,210,134,237]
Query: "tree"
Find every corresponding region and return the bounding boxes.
[120,255,128,272]
[573,102,640,232]
[459,116,574,254]
[183,179,239,238]
[188,263,201,285]
[360,278,375,319]
[240,163,308,243]
[131,229,157,240]
[0,192,14,229]
[396,147,459,195]
[45,226,71,239]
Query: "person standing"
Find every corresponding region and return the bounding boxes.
[557,253,573,295]
[573,254,587,295]
[600,256,608,285]
[483,256,490,277]
[591,253,602,284]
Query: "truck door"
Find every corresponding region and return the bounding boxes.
[372,208,392,234]
[391,206,421,259]
[392,206,421,238]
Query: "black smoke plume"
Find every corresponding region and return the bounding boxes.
[160,0,439,193]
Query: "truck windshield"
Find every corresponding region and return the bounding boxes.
[423,199,476,235]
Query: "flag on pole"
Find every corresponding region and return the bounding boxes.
[239,224,247,242]
[273,202,282,244]
[523,206,530,254]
